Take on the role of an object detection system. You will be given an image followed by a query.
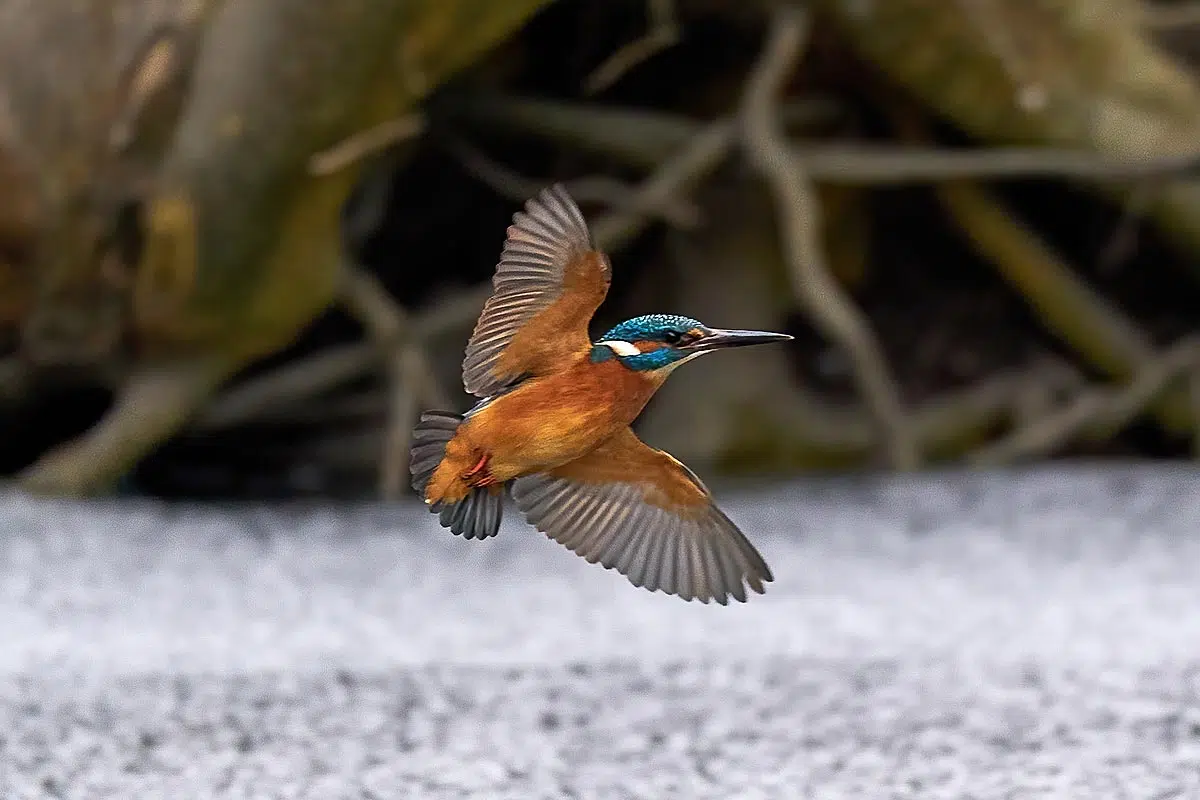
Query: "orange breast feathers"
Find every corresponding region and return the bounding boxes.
[430,354,663,499]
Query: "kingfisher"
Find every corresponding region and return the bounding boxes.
[409,184,792,604]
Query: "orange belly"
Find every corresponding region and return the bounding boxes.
[457,375,624,480]
[425,355,659,503]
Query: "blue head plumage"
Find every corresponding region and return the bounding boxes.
[590,314,709,371]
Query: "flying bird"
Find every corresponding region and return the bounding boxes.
[410,185,792,604]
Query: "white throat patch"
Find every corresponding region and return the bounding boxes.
[598,340,641,357]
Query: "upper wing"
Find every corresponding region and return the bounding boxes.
[510,427,773,604]
[461,184,612,398]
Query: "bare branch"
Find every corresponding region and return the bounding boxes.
[447,94,843,177]
[308,113,425,176]
[421,119,736,351]
[583,0,680,94]
[447,95,1200,184]
[194,344,378,432]
[19,357,238,497]
[446,137,700,227]
[340,265,451,500]
[739,5,919,469]
[970,337,1200,465]
[414,285,495,341]
[791,145,1200,185]
[589,119,734,250]
[938,180,1197,434]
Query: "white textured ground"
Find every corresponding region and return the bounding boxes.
[2,465,1200,798]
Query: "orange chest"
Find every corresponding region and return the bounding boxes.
[459,357,660,472]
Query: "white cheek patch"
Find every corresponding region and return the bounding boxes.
[598,340,641,357]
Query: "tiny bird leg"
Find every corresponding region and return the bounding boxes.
[463,452,498,487]
[463,452,488,478]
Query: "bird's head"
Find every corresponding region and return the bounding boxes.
[590,313,793,375]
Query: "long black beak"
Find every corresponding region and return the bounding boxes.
[687,328,794,352]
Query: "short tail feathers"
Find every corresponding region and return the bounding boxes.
[409,410,462,494]
[436,486,504,540]
[409,410,504,540]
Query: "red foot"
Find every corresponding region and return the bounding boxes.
[462,452,498,487]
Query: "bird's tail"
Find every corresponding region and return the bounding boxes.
[409,410,504,540]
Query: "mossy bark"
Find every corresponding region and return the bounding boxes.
[11,0,554,495]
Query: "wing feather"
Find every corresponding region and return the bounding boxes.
[462,184,611,397]
[510,427,773,604]
[624,518,658,591]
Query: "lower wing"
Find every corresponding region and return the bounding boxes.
[510,427,773,604]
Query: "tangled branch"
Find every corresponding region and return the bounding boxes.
[340,265,451,500]
[739,6,919,469]
[583,0,680,94]
[971,337,1200,464]
[162,0,1200,492]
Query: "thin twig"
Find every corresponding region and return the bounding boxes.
[191,284,472,439]
[459,115,734,252]
[938,180,1197,434]
[309,113,425,176]
[970,338,1200,465]
[340,268,449,407]
[1097,181,1158,274]
[589,119,734,250]
[414,285,495,340]
[912,360,1080,458]
[340,266,451,499]
[194,343,378,431]
[584,0,680,94]
[395,118,736,374]
[427,120,735,345]
[792,146,1200,185]
[739,5,919,469]
[447,94,842,170]
[447,95,1200,183]
[446,137,700,227]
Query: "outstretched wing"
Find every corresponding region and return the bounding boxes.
[510,427,773,604]
[462,184,612,398]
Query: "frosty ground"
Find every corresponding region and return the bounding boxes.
[2,465,1199,798]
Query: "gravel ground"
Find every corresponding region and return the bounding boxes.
[2,465,1200,799]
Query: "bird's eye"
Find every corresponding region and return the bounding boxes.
[662,330,683,345]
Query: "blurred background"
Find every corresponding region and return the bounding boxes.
[4,0,1200,500]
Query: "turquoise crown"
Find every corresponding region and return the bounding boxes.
[591,314,707,371]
